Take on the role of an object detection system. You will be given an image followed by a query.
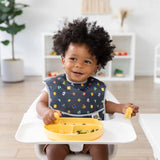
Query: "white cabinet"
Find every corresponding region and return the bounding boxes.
[96,33,135,81]
[42,33,64,79]
[154,44,160,83]
[43,32,135,81]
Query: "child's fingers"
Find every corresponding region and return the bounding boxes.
[134,107,139,113]
[48,112,56,121]
[53,110,62,116]
[131,105,139,117]
[50,114,56,121]
[124,104,139,118]
[44,114,57,125]
[130,104,139,112]
[44,117,53,125]
[134,106,139,113]
[131,112,136,117]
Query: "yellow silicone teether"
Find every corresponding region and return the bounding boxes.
[125,107,133,119]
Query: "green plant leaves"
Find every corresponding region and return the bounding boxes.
[14,10,23,16]
[15,3,29,8]
[0,13,8,22]
[6,23,25,34]
[0,23,25,34]
[1,40,10,45]
[0,6,11,13]
[0,26,7,31]
[0,0,28,59]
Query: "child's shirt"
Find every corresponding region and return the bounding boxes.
[44,74,106,120]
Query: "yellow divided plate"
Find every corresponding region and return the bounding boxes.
[44,118,103,141]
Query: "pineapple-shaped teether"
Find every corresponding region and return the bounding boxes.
[125,107,133,119]
[53,112,60,123]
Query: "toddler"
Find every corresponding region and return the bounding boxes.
[36,18,139,160]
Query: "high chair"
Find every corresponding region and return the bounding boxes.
[15,90,136,160]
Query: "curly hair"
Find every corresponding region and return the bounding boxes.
[53,17,115,69]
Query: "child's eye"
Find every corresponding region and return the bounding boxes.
[70,57,76,61]
[84,60,91,64]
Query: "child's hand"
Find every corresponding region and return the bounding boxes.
[42,109,61,125]
[122,103,139,117]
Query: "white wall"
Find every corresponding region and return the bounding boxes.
[1,0,160,76]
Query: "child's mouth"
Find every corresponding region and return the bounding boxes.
[72,71,83,76]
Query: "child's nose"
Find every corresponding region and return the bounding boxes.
[75,61,83,68]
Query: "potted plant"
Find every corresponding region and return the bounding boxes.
[0,0,28,82]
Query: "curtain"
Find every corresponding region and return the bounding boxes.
[81,0,110,14]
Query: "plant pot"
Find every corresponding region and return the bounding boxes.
[1,59,24,82]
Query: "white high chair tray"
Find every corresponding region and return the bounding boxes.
[15,113,136,144]
[15,91,136,144]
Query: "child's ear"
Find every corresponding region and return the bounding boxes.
[61,57,65,69]
[96,65,99,72]
[61,56,65,68]
[92,65,99,75]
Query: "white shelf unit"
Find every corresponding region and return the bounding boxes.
[154,44,160,83]
[43,32,135,81]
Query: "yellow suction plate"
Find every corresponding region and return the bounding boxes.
[44,118,103,141]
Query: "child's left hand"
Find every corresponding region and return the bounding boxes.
[122,103,139,117]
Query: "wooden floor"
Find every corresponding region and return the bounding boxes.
[0,76,160,160]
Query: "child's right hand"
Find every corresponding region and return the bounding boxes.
[42,109,61,125]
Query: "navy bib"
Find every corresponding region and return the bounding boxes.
[44,74,106,120]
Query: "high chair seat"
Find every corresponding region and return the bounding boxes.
[15,90,137,160]
[34,143,117,160]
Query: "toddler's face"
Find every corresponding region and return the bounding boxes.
[62,43,98,82]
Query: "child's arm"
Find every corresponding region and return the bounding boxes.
[36,92,61,124]
[105,100,139,117]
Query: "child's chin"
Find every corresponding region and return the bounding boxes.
[72,77,85,82]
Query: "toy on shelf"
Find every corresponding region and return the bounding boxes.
[125,107,133,119]
[50,51,57,56]
[97,72,105,77]
[48,71,64,77]
[114,51,128,56]
[114,69,124,77]
[44,117,103,141]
